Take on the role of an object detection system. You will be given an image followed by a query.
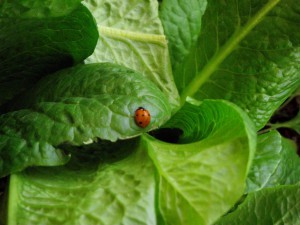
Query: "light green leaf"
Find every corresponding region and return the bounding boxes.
[0,2,98,105]
[6,100,256,225]
[179,0,300,129]
[159,0,207,90]
[163,100,256,145]
[8,138,157,225]
[0,63,171,177]
[145,100,256,225]
[215,184,300,225]
[246,130,300,193]
[83,0,180,110]
[83,0,164,34]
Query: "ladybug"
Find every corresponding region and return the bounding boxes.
[135,107,151,128]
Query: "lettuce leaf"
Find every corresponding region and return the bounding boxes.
[2,1,300,224]
[0,63,171,177]
[246,130,300,193]
[0,2,98,105]
[8,139,157,225]
[163,0,300,129]
[7,100,256,225]
[147,100,256,225]
[216,184,300,225]
[0,0,83,17]
[159,0,207,90]
[83,0,180,111]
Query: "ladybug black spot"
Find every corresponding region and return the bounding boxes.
[134,107,151,128]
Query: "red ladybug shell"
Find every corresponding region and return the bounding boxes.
[135,107,151,128]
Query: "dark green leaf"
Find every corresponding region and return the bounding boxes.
[179,0,300,129]
[0,0,82,18]
[159,0,207,90]
[0,3,98,105]
[0,63,171,177]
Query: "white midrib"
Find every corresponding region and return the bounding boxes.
[180,0,281,105]
[98,26,168,46]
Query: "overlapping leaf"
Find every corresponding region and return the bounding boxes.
[6,99,256,225]
[246,130,300,193]
[200,0,300,129]
[215,184,300,225]
[159,0,207,91]
[0,63,171,177]
[0,1,98,105]
[3,1,300,225]
[83,0,180,110]
[145,100,256,225]
[8,139,157,225]
[169,0,300,129]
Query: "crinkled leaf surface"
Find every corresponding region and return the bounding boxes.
[178,0,300,129]
[7,100,256,225]
[8,139,157,225]
[215,184,300,225]
[0,2,98,105]
[83,0,180,110]
[145,100,256,225]
[84,0,163,33]
[158,0,207,89]
[0,63,171,177]
[246,130,300,193]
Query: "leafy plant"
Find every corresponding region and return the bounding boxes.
[1,0,300,225]
[0,0,98,105]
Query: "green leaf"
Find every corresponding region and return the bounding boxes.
[83,0,164,34]
[246,130,300,193]
[163,100,256,145]
[83,0,180,111]
[159,0,207,90]
[145,100,256,225]
[0,2,98,105]
[270,110,300,135]
[179,0,300,129]
[7,100,257,225]
[0,63,171,177]
[8,138,157,225]
[0,0,82,17]
[215,184,300,225]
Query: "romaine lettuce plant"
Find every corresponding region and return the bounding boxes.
[0,0,300,224]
